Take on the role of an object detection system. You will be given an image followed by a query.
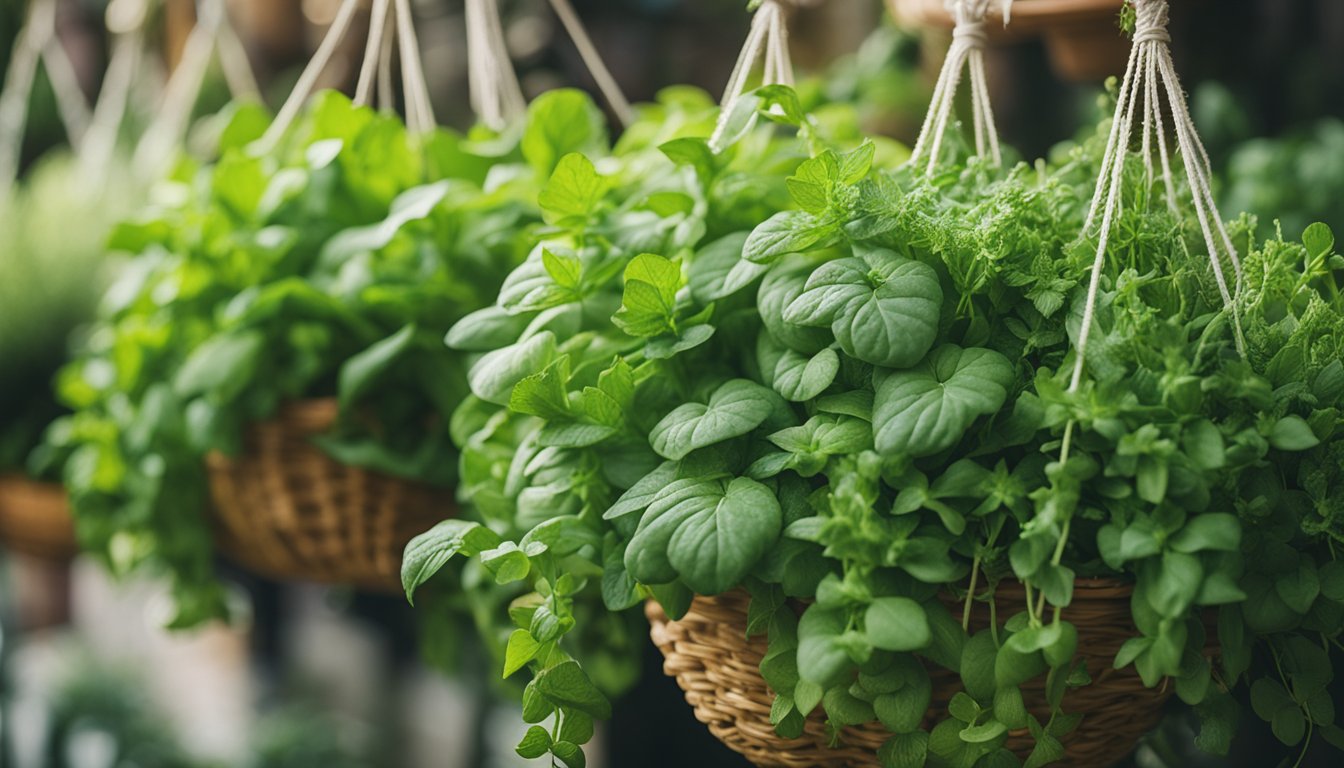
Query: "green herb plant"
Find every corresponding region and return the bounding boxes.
[405,83,1344,768]
[43,88,595,624]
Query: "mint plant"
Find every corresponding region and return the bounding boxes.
[406,84,1344,768]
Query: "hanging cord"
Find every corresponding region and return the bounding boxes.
[708,0,801,152]
[545,0,635,128]
[79,0,148,181]
[263,0,438,151]
[908,0,1012,173]
[466,0,526,131]
[258,0,362,152]
[393,0,437,135]
[0,0,95,193]
[1029,0,1248,623]
[134,0,262,175]
[1070,0,1245,407]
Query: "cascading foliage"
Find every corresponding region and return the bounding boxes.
[406,81,1344,768]
[43,89,582,624]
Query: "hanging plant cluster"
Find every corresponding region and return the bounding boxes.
[7,0,1343,767]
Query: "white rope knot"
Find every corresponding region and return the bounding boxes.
[1132,0,1172,45]
[1132,0,1171,42]
[952,20,988,49]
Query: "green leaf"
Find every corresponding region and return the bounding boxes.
[338,324,421,412]
[539,153,608,225]
[757,334,841,402]
[173,332,265,402]
[960,720,1007,743]
[613,254,682,338]
[874,345,1014,458]
[649,379,779,460]
[551,740,588,768]
[504,629,543,677]
[1169,514,1242,554]
[523,89,606,175]
[534,661,612,720]
[783,251,942,368]
[625,476,782,594]
[1303,222,1335,259]
[320,181,450,260]
[402,521,502,602]
[516,726,553,759]
[1268,415,1320,451]
[510,356,573,420]
[864,597,931,652]
[744,211,839,265]
[878,731,929,768]
[797,606,852,687]
[469,331,557,405]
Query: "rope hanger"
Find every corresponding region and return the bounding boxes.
[1069,0,1246,406]
[708,0,808,152]
[908,0,1013,173]
[136,0,262,175]
[0,0,96,193]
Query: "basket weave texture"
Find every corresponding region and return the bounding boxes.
[206,399,450,591]
[647,580,1172,767]
[0,475,77,560]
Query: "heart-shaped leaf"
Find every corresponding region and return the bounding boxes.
[624,476,782,594]
[784,250,942,368]
[649,379,779,460]
[874,345,1014,457]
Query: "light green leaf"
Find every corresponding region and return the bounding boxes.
[539,153,608,225]
[744,211,839,265]
[468,331,557,405]
[504,629,542,677]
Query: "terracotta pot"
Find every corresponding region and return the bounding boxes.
[0,475,78,560]
[888,0,1131,82]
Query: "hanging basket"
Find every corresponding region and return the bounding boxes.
[206,399,451,591]
[888,0,1133,82]
[0,474,78,560]
[647,580,1178,768]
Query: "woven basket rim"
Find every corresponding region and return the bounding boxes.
[647,577,1182,767]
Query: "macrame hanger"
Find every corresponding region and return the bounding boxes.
[908,0,1012,173]
[545,0,635,128]
[134,0,262,175]
[708,0,799,152]
[79,0,148,181]
[0,0,95,193]
[1068,0,1245,420]
[257,0,361,152]
[466,0,526,131]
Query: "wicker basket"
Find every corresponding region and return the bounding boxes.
[0,474,78,560]
[647,580,1174,767]
[206,399,451,591]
